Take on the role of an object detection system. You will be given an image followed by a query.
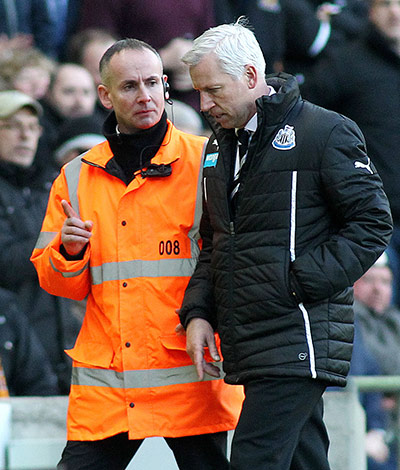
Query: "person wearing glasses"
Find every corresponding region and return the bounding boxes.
[0,90,81,394]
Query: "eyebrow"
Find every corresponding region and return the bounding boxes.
[122,75,161,84]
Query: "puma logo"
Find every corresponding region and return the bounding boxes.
[354,157,373,175]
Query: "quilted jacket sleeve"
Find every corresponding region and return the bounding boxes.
[30,169,91,301]
[289,116,393,303]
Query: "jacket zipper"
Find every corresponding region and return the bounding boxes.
[290,171,317,379]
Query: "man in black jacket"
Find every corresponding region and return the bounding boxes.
[0,90,81,394]
[178,19,393,470]
[300,0,400,308]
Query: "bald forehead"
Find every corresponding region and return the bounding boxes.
[104,48,163,85]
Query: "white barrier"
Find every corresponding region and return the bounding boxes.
[3,390,366,470]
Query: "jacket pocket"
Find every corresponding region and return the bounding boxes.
[65,340,114,368]
[160,334,221,362]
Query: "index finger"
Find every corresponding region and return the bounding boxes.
[61,199,79,219]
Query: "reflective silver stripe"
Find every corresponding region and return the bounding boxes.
[64,156,83,218]
[71,362,224,388]
[90,258,197,285]
[50,257,89,278]
[299,303,317,378]
[290,171,317,379]
[290,171,297,263]
[34,231,58,249]
[188,141,206,258]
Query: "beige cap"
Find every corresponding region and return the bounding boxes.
[0,90,43,119]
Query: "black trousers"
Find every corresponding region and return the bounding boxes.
[57,431,228,470]
[230,377,330,470]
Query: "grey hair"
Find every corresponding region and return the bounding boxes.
[182,17,266,79]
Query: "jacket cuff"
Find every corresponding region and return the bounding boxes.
[180,308,216,330]
[60,243,88,261]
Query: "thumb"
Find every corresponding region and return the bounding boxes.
[84,220,94,232]
[207,335,221,362]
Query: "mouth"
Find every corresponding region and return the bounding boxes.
[16,146,33,153]
[137,109,155,115]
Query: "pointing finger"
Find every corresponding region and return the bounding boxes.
[61,199,79,219]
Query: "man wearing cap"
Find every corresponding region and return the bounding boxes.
[0,90,81,394]
[354,252,400,376]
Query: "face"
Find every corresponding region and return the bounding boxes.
[370,0,400,44]
[353,265,393,314]
[98,48,165,133]
[49,65,97,119]
[0,108,42,167]
[13,66,51,100]
[82,40,115,87]
[189,53,257,129]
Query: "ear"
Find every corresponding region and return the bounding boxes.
[244,65,258,90]
[97,84,113,110]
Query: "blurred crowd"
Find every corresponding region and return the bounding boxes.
[0,1,399,468]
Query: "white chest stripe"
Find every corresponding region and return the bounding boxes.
[290,171,317,379]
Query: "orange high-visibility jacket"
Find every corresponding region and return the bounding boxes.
[31,121,243,441]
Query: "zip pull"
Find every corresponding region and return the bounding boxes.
[230,221,235,235]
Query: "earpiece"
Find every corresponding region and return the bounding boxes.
[163,79,171,100]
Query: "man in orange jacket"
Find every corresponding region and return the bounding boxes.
[31,38,242,470]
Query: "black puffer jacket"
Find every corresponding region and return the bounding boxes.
[180,74,392,387]
[300,24,400,224]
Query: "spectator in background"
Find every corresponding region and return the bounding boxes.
[214,0,285,74]
[77,0,216,111]
[165,100,206,136]
[65,28,118,119]
[353,252,400,470]
[0,0,59,58]
[353,252,400,376]
[0,47,56,100]
[46,0,83,60]
[66,29,119,89]
[350,323,396,470]
[213,1,367,81]
[54,115,105,167]
[40,63,99,162]
[300,0,400,306]
[0,287,59,396]
[0,90,81,394]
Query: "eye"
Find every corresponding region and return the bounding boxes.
[208,87,221,95]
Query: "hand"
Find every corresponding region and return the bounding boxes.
[61,200,93,256]
[175,322,186,336]
[186,318,221,380]
[365,429,389,463]
[316,3,342,22]
[159,38,194,91]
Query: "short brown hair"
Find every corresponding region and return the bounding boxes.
[99,38,162,86]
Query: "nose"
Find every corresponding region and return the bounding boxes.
[137,84,151,102]
[200,92,214,112]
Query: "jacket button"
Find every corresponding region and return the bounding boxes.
[121,220,127,226]
[125,342,131,348]
[129,402,135,408]
[123,282,127,287]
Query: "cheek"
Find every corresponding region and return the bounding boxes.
[0,139,10,157]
